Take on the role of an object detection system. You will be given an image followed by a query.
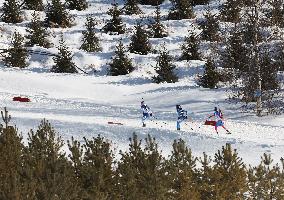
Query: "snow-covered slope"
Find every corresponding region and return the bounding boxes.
[0,0,283,166]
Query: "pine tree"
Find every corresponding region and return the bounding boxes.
[26,12,51,48]
[68,135,116,199]
[24,0,43,11]
[4,32,28,69]
[1,0,23,23]
[199,58,219,89]
[129,22,151,55]
[180,31,200,61]
[168,0,194,20]
[267,0,284,27]
[166,139,200,199]
[153,46,178,83]
[23,119,80,199]
[123,0,142,15]
[199,8,220,41]
[192,0,210,6]
[109,39,134,76]
[80,16,101,52]
[139,0,164,6]
[149,5,168,38]
[51,36,78,73]
[0,126,26,200]
[45,0,72,28]
[211,144,248,199]
[220,0,242,23]
[103,3,125,35]
[66,0,87,11]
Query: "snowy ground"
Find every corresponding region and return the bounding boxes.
[0,0,284,166]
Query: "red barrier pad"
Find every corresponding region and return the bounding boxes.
[13,97,31,102]
[204,120,216,126]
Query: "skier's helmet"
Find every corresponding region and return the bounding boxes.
[176,105,181,110]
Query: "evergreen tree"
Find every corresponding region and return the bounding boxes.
[139,0,164,6]
[109,39,134,76]
[45,0,72,28]
[66,0,87,11]
[80,16,101,52]
[23,120,80,199]
[199,8,220,41]
[26,12,51,48]
[68,135,116,199]
[220,0,242,23]
[116,134,168,199]
[123,0,142,15]
[199,58,219,89]
[24,0,43,11]
[180,31,200,61]
[149,5,168,38]
[211,144,248,199]
[267,0,284,27]
[168,0,194,20]
[166,139,200,199]
[153,46,178,83]
[4,32,28,69]
[51,36,78,73]
[1,0,22,23]
[0,126,26,200]
[129,22,151,55]
[103,3,125,35]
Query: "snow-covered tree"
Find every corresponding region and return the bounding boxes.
[153,46,178,83]
[24,0,43,10]
[80,16,101,52]
[103,3,125,34]
[149,5,168,38]
[129,22,151,55]
[123,0,142,15]
[199,58,219,89]
[180,31,200,61]
[1,0,22,23]
[4,32,28,68]
[109,39,134,76]
[66,0,88,11]
[220,0,242,23]
[168,0,194,20]
[26,12,51,48]
[199,8,220,41]
[139,0,164,6]
[51,36,77,73]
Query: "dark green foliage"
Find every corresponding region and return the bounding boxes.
[123,0,142,15]
[24,0,43,11]
[45,0,72,28]
[22,119,80,200]
[103,3,125,35]
[1,0,22,23]
[153,47,178,83]
[267,0,284,27]
[168,0,194,20]
[166,139,200,199]
[199,58,220,89]
[139,0,164,6]
[66,0,87,11]
[248,154,284,199]
[180,31,200,61]
[192,0,210,6]
[129,22,151,55]
[80,16,101,52]
[149,5,168,38]
[0,126,26,200]
[211,144,248,199]
[220,0,242,23]
[4,32,28,69]
[199,9,220,41]
[109,39,134,76]
[68,135,115,199]
[51,36,78,73]
[116,134,168,199]
[26,12,51,48]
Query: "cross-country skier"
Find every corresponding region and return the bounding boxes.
[141,101,152,127]
[208,107,231,134]
[176,105,188,130]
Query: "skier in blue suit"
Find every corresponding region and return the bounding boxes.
[176,105,188,130]
[141,101,152,127]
